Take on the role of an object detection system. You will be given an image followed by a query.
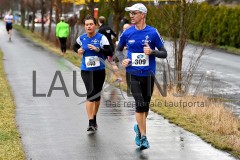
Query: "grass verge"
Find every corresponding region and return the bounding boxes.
[13,25,80,66]
[0,49,25,159]
[187,39,240,56]
[14,25,240,158]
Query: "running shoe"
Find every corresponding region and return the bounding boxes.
[134,124,141,146]
[139,136,150,150]
[94,123,98,130]
[87,125,96,132]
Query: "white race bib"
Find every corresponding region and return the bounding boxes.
[85,56,100,68]
[132,53,149,66]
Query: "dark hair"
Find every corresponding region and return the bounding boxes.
[83,14,97,25]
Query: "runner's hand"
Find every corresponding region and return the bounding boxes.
[122,59,131,67]
[88,44,99,52]
[77,47,85,55]
[144,43,152,55]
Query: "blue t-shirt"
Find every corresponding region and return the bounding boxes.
[76,33,109,71]
[119,25,164,76]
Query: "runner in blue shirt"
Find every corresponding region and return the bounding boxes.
[73,14,113,132]
[116,3,167,150]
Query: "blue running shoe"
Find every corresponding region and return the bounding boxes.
[134,124,141,146]
[139,136,150,150]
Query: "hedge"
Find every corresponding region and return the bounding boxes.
[97,3,240,48]
[146,3,240,48]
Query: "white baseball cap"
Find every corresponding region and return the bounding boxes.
[125,3,147,13]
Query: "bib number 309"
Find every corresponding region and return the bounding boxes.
[132,53,149,66]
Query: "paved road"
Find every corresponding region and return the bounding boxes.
[199,46,240,117]
[0,21,237,160]
[161,42,240,117]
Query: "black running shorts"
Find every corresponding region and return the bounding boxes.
[6,23,12,32]
[126,72,154,113]
[81,69,106,102]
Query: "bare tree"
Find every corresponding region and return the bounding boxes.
[54,0,62,23]
[85,0,95,16]
[31,0,36,33]
[20,0,26,28]
[108,0,129,38]
[159,1,205,93]
[47,0,53,40]
[40,0,46,37]
[68,14,78,48]
[26,0,30,29]
[0,0,14,15]
[176,0,187,91]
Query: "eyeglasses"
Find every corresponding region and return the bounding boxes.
[129,11,141,16]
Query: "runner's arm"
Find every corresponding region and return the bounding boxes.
[99,35,113,56]
[151,46,167,58]
[73,42,112,56]
[73,42,81,53]
[98,45,113,56]
[56,24,59,37]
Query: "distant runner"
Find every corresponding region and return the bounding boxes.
[56,17,70,56]
[4,10,14,42]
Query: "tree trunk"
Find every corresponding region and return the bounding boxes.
[177,0,187,92]
[26,3,29,30]
[89,0,95,16]
[113,12,122,39]
[20,0,25,28]
[55,0,62,23]
[41,0,45,37]
[108,0,129,39]
[31,0,36,33]
[47,0,53,40]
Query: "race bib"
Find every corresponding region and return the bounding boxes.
[132,53,149,66]
[85,56,100,68]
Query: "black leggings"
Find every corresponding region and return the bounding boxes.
[59,37,67,53]
[81,70,106,102]
[126,72,154,113]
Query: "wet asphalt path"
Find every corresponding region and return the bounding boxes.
[0,21,237,160]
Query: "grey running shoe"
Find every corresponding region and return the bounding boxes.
[87,125,96,132]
